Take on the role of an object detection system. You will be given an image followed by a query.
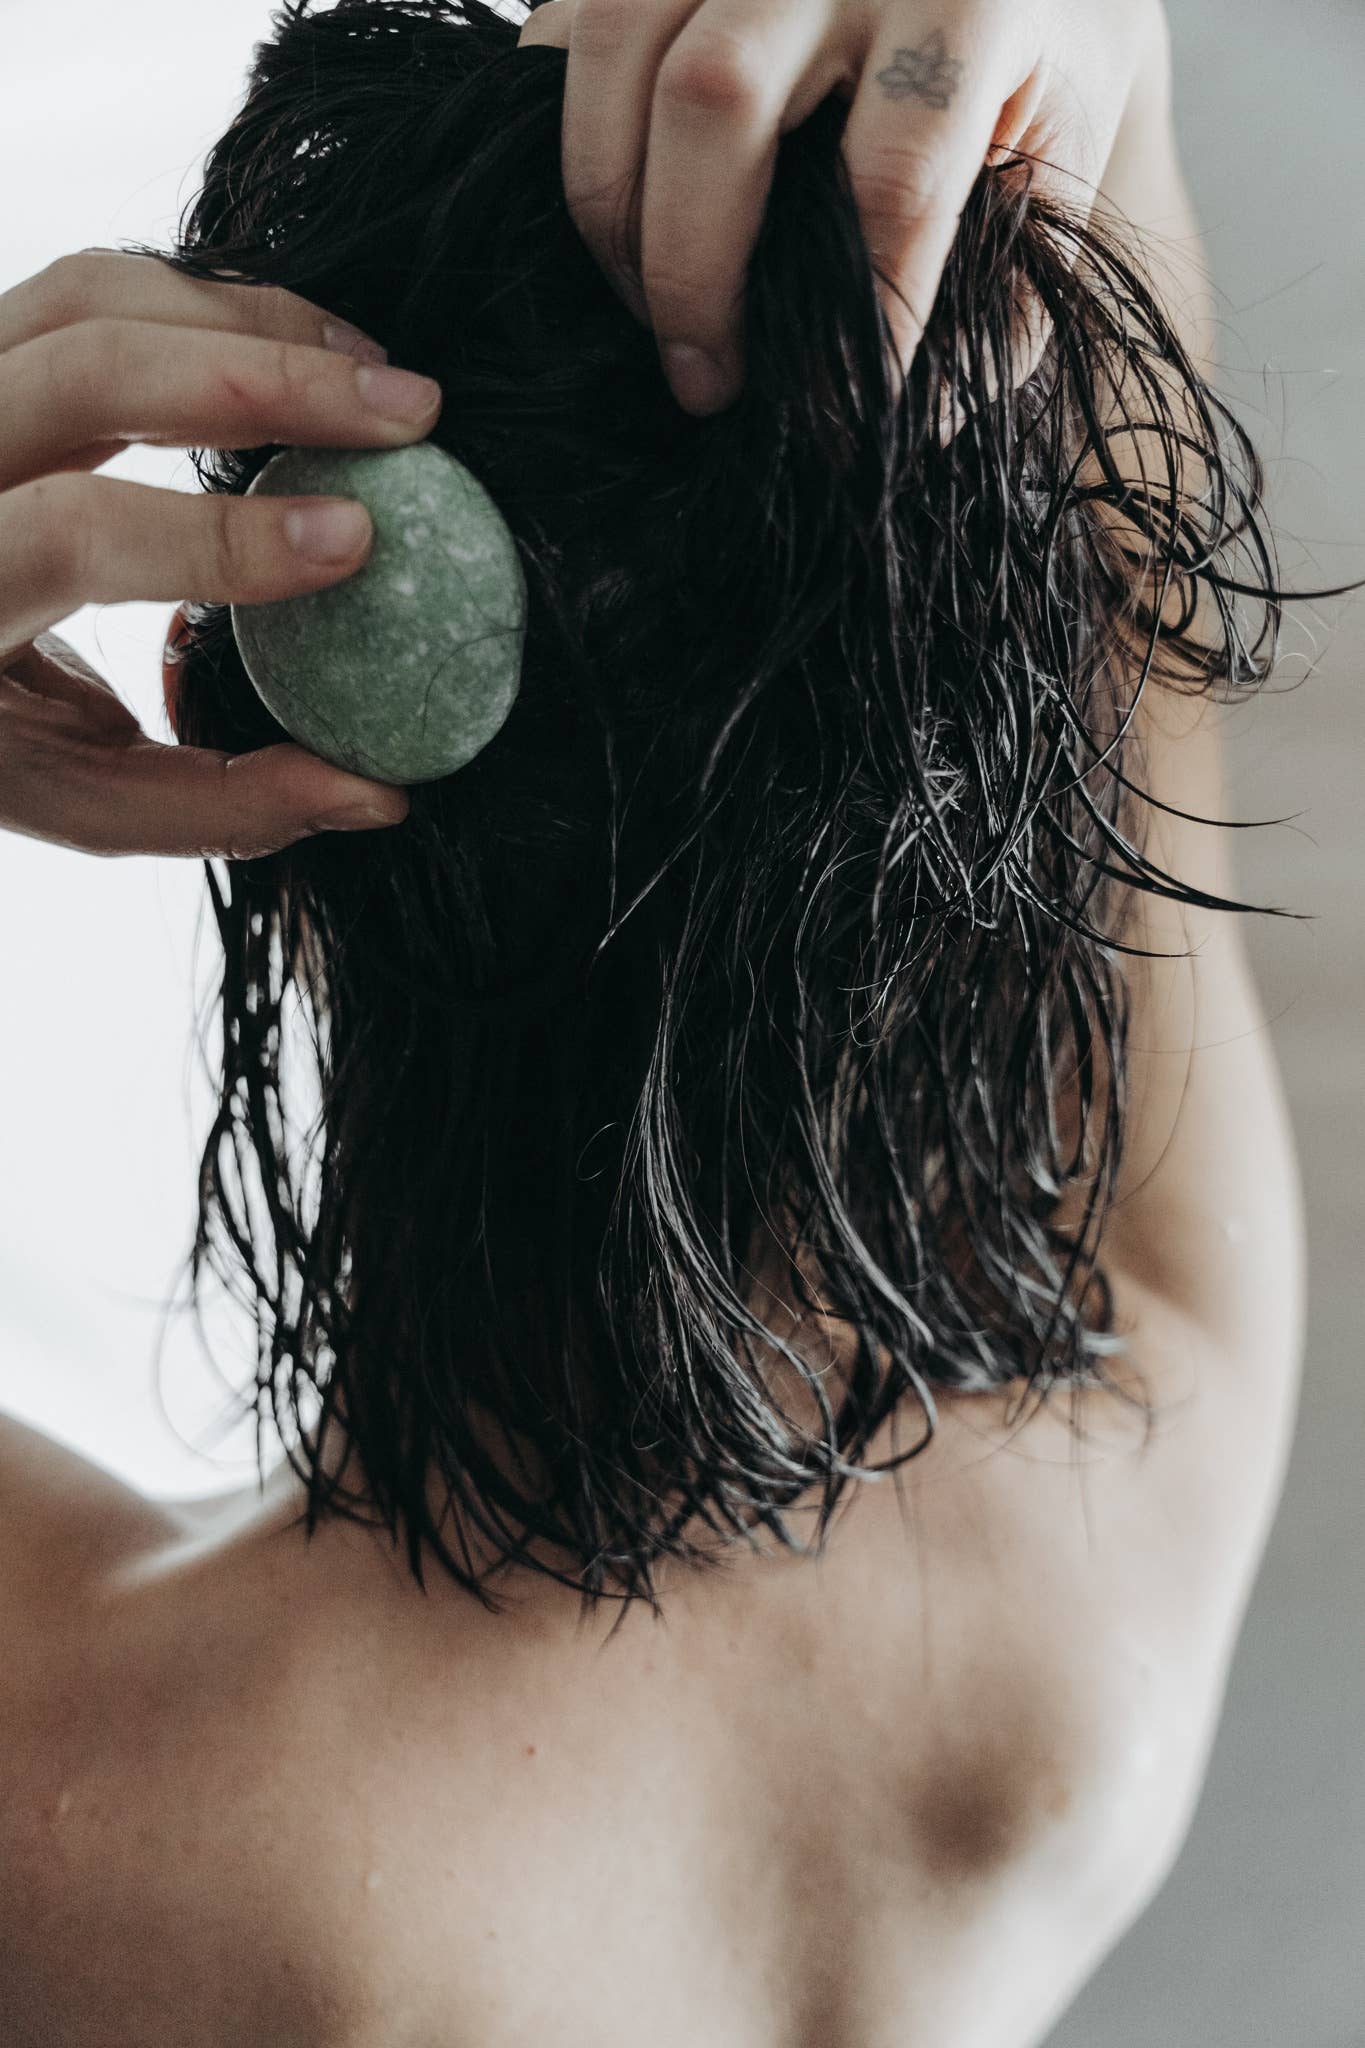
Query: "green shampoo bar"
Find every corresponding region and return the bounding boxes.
[231,442,527,785]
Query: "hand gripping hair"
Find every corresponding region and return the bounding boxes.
[231,441,527,784]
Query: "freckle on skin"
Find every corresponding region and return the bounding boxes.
[524,1745,536,1757]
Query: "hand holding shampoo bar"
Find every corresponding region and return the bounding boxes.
[231,442,527,785]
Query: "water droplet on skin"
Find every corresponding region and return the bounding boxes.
[54,1788,72,1820]
[365,1869,383,1894]
[1223,1216,1248,1243]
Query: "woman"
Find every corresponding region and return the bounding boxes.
[0,1,1306,2042]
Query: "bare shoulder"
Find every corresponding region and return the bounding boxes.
[0,1407,188,1637]
[891,1270,1304,1941]
[935,1256,1304,1696]
[1078,687,1309,1682]
[1099,1260,1304,1685]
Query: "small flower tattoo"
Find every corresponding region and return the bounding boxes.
[876,33,964,111]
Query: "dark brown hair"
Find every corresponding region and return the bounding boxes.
[153,0,1287,1620]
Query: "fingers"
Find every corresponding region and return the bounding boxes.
[531,0,1037,411]
[0,253,419,858]
[0,475,375,664]
[635,0,838,410]
[0,247,387,367]
[521,0,1116,414]
[551,0,694,324]
[0,318,442,493]
[537,0,848,413]
[83,735,410,861]
[517,0,573,44]
[839,3,1026,381]
[0,639,408,861]
[996,0,1145,219]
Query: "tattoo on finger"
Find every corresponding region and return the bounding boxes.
[876,33,964,111]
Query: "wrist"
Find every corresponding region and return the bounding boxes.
[1099,2,1214,368]
[1108,0,1175,172]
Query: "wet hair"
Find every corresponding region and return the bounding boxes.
[152,0,1287,1620]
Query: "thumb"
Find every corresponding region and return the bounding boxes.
[2,636,410,859]
[110,737,412,860]
[118,737,411,856]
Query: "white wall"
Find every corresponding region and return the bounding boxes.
[0,0,301,1496]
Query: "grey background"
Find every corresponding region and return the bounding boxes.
[1045,1,1365,2040]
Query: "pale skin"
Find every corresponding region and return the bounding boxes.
[518,0,1161,411]
[0,281,425,858]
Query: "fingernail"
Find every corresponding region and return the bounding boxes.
[661,342,733,416]
[308,803,402,834]
[285,499,372,564]
[356,363,443,424]
[321,317,389,365]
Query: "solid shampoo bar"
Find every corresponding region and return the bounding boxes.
[231,442,527,785]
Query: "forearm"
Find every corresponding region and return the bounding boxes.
[1081,18,1306,1377]
[1097,3,1217,371]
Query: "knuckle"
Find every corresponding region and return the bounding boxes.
[238,280,332,354]
[567,0,641,62]
[31,249,109,328]
[45,315,125,416]
[563,162,639,266]
[267,334,310,402]
[23,475,96,589]
[216,333,326,424]
[636,256,710,334]
[658,29,768,119]
[78,313,131,381]
[206,495,264,598]
[267,334,330,411]
[260,282,312,338]
[78,317,140,440]
[850,143,950,235]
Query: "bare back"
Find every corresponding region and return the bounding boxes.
[0,1296,1288,2048]
[0,363,1305,2048]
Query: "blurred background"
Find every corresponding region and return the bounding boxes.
[0,1,1360,2038]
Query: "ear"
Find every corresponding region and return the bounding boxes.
[161,604,193,738]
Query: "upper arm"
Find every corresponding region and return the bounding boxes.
[1087,27,1307,1387]
[1090,683,1306,1657]
[1055,21,1307,1627]
[1099,661,1307,1366]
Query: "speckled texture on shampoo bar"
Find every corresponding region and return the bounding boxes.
[231,442,527,785]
